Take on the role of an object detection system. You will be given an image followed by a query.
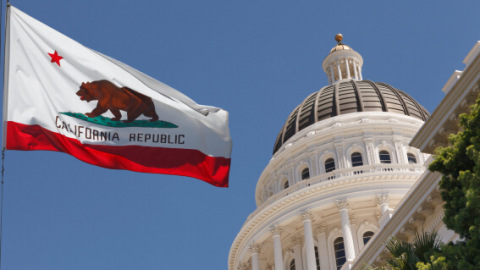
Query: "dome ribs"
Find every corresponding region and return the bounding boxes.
[396,90,430,121]
[282,106,299,144]
[350,80,365,112]
[364,80,388,112]
[316,85,336,121]
[356,81,383,112]
[273,129,284,154]
[378,82,410,116]
[376,83,408,116]
[273,80,429,154]
[313,89,322,125]
[333,83,341,116]
[298,92,318,132]
[338,81,360,114]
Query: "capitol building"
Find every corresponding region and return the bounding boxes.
[229,35,480,270]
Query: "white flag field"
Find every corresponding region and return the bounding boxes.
[2,6,232,187]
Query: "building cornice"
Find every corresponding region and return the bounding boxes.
[255,163,424,214]
[410,44,480,153]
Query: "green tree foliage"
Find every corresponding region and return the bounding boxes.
[428,94,480,269]
[366,231,441,270]
[416,255,447,270]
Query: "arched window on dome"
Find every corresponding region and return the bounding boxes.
[351,152,363,167]
[301,168,310,180]
[315,246,321,270]
[334,237,346,270]
[363,231,374,245]
[325,158,335,173]
[289,259,295,270]
[283,179,289,189]
[407,153,417,164]
[379,150,391,164]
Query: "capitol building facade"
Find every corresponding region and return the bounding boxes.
[229,35,480,270]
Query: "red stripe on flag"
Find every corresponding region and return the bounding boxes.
[6,121,230,187]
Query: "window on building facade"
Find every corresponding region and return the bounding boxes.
[315,246,321,270]
[334,237,346,270]
[289,259,295,270]
[284,180,289,189]
[325,158,335,173]
[363,231,374,245]
[407,153,417,164]
[379,150,391,164]
[351,152,363,167]
[302,168,310,180]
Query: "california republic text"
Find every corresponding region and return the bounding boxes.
[55,116,185,145]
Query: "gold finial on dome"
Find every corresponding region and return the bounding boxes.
[329,33,350,53]
[325,33,363,84]
[335,33,343,44]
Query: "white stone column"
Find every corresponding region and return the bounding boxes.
[315,225,330,270]
[363,138,375,165]
[334,142,346,170]
[377,193,392,227]
[349,214,360,255]
[345,59,351,79]
[353,61,359,80]
[393,139,407,164]
[287,167,295,186]
[358,65,363,80]
[336,199,356,262]
[419,152,427,165]
[302,210,317,270]
[270,226,284,270]
[310,155,320,176]
[249,243,261,270]
[337,60,343,80]
[292,236,304,270]
[329,65,335,83]
[272,172,280,193]
[377,193,390,215]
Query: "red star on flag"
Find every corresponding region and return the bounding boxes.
[48,50,63,66]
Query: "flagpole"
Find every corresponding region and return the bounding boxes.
[0,2,10,269]
[1,1,9,151]
[0,148,4,270]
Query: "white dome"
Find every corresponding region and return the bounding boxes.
[229,36,430,270]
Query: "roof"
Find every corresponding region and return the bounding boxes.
[273,80,430,154]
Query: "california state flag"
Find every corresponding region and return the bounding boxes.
[3,6,232,187]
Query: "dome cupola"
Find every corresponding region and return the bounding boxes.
[273,34,430,154]
[323,34,364,84]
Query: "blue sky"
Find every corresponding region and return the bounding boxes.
[1,1,479,269]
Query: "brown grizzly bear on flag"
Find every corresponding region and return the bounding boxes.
[76,80,159,123]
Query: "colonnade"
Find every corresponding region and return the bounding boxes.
[327,58,362,84]
[240,196,391,270]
